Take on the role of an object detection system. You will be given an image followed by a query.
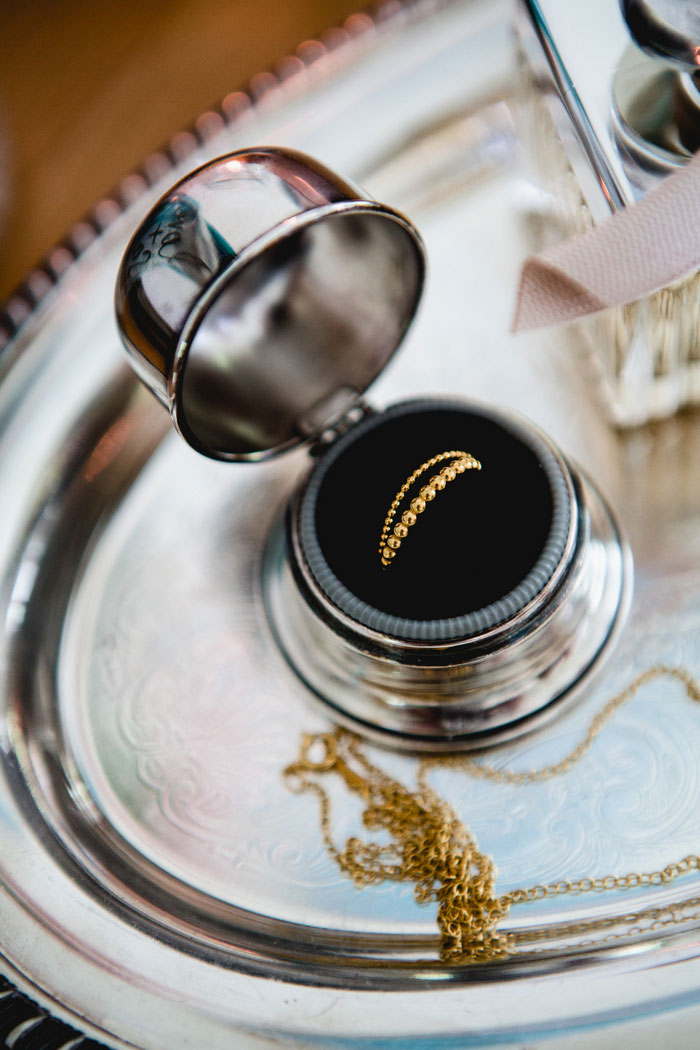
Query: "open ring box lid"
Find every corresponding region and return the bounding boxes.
[115,147,426,462]
[115,146,630,752]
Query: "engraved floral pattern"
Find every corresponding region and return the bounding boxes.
[65,455,360,916]
[426,633,700,897]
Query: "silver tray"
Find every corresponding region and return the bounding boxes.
[3,0,700,1046]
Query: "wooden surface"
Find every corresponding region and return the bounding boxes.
[0,0,362,302]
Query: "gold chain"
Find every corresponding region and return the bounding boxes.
[285,730,511,960]
[284,665,700,963]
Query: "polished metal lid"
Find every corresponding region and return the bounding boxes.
[622,0,700,70]
[115,147,425,461]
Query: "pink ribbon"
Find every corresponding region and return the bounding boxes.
[513,150,700,331]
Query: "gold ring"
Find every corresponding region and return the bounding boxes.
[379,450,481,568]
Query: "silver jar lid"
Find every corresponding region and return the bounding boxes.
[115,147,425,461]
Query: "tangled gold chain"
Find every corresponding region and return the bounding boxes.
[284,665,700,963]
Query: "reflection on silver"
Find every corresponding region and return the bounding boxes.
[115,147,424,461]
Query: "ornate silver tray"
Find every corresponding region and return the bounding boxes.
[3,0,700,1046]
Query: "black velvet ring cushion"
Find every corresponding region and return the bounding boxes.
[298,399,573,642]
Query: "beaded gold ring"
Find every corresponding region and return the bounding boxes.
[379,450,482,568]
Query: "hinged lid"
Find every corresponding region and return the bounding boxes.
[116,148,425,462]
[622,0,700,69]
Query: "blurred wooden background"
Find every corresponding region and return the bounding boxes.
[0,0,361,302]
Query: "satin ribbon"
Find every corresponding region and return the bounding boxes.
[513,150,700,331]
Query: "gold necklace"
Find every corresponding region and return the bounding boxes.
[284,665,700,963]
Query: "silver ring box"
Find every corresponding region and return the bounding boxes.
[116,147,632,750]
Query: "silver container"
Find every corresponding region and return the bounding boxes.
[115,150,631,750]
[269,396,630,748]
